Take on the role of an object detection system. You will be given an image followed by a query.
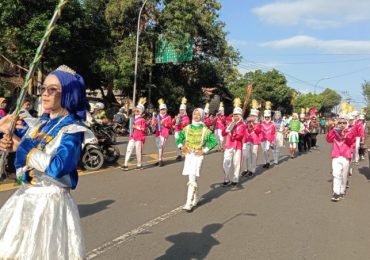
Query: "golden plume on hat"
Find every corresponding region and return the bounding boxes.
[233,97,242,108]
[138,97,147,105]
[251,99,258,109]
[265,101,272,110]
[204,102,210,110]
[300,108,305,114]
[158,98,165,105]
[181,97,187,104]
[340,102,349,115]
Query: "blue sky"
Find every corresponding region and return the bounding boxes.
[218,0,370,108]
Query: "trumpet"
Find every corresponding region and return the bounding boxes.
[226,121,236,133]
[175,114,181,126]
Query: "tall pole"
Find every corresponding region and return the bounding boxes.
[133,0,149,109]
[314,77,329,94]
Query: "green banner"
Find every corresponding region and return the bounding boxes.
[155,34,193,63]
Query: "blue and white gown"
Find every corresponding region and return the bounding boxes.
[0,114,86,259]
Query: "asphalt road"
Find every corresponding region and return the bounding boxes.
[1,134,370,260]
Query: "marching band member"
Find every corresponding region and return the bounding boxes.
[122,98,147,171]
[298,109,307,154]
[222,98,245,186]
[357,113,366,160]
[213,102,226,152]
[204,103,213,128]
[176,108,218,212]
[260,101,276,168]
[273,110,285,165]
[0,65,87,258]
[326,113,355,201]
[288,113,301,158]
[173,97,190,161]
[153,99,172,167]
[242,99,261,177]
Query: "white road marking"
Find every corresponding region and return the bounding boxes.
[86,205,184,259]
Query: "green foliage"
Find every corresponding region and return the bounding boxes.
[294,88,341,114]
[362,80,370,118]
[229,69,294,114]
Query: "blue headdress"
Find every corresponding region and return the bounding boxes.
[49,65,88,120]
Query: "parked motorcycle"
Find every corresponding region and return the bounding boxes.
[91,123,120,165]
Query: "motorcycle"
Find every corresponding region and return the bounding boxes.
[80,123,120,171]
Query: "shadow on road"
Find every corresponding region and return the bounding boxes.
[155,223,222,260]
[78,199,115,218]
[358,166,370,181]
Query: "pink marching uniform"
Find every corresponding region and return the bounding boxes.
[354,118,365,162]
[260,107,276,168]
[213,114,226,150]
[123,98,147,170]
[242,121,261,175]
[174,97,190,160]
[222,120,245,184]
[326,123,355,200]
[154,113,172,163]
[204,115,213,128]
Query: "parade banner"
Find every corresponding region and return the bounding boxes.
[155,34,193,63]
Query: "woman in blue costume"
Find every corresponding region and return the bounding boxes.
[0,65,87,259]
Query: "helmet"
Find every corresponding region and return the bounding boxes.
[95,102,105,110]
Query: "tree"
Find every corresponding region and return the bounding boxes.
[362,80,370,118]
[319,88,341,113]
[229,69,295,114]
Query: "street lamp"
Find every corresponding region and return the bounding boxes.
[314,76,330,94]
[132,0,149,109]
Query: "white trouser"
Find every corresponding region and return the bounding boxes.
[332,156,350,195]
[274,133,284,164]
[215,129,224,150]
[175,132,182,156]
[223,148,242,182]
[242,143,258,173]
[124,139,143,167]
[155,136,167,161]
[354,137,361,163]
[261,141,271,164]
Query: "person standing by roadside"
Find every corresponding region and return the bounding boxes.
[320,116,327,134]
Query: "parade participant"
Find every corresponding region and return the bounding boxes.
[309,115,320,149]
[353,111,363,163]
[213,102,226,152]
[288,113,300,158]
[304,112,312,152]
[173,97,190,161]
[204,103,213,128]
[260,101,276,168]
[122,98,147,170]
[153,99,173,167]
[176,108,218,212]
[298,109,307,154]
[357,113,366,160]
[241,99,261,177]
[272,110,285,165]
[326,114,355,202]
[222,98,245,186]
[320,116,327,134]
[0,65,87,258]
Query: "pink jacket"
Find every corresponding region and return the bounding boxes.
[204,116,213,128]
[326,128,355,159]
[213,115,225,130]
[260,121,276,143]
[243,122,261,145]
[173,114,190,132]
[355,120,365,139]
[222,121,245,150]
[154,114,172,138]
[130,116,146,143]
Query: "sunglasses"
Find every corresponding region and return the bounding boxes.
[338,121,347,125]
[38,84,61,96]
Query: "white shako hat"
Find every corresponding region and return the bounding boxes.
[250,99,259,116]
[136,97,146,113]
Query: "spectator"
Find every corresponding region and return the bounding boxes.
[320,116,327,134]
[0,98,7,119]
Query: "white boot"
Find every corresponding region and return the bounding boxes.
[191,183,199,207]
[183,182,195,211]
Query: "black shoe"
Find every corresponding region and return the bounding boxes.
[247,171,254,177]
[121,165,129,171]
[222,181,231,187]
[241,171,248,177]
[262,164,267,168]
[331,193,341,202]
[176,155,182,161]
[154,162,159,166]
[266,163,270,169]
[159,161,164,167]
[231,182,238,186]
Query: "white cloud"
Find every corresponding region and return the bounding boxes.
[228,39,251,48]
[252,0,370,28]
[262,35,370,53]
